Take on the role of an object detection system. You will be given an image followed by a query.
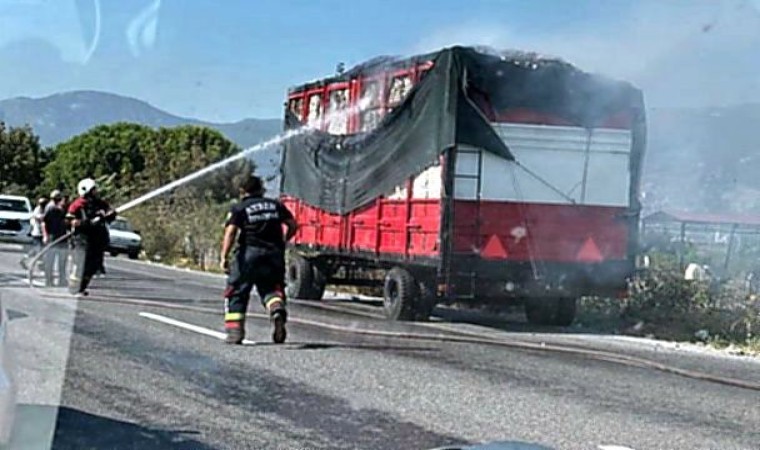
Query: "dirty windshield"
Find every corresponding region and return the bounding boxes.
[0,1,758,449]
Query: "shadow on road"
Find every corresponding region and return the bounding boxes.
[280,342,440,352]
[11,404,213,449]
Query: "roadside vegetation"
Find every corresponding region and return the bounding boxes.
[1,121,252,269]
[579,252,760,355]
[0,122,48,195]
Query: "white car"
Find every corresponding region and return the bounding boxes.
[107,217,142,259]
[0,195,32,246]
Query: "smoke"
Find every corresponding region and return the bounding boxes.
[413,0,760,215]
[412,0,760,107]
[115,93,374,215]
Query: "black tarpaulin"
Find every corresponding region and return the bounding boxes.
[280,46,643,214]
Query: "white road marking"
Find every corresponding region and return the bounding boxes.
[3,273,49,288]
[599,445,637,450]
[139,312,257,345]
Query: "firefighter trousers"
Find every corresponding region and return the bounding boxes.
[224,246,287,329]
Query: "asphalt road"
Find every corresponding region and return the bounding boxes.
[0,246,759,450]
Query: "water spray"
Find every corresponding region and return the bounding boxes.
[27,95,373,286]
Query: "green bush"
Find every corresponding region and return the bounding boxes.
[42,122,254,266]
[624,264,760,347]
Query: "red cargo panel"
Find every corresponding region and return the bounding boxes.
[408,200,441,256]
[285,193,441,258]
[282,197,343,250]
[319,208,343,248]
[378,200,408,255]
[453,200,628,262]
[348,201,380,253]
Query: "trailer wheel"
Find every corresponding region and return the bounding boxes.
[525,297,577,326]
[413,280,437,321]
[285,255,324,300]
[310,264,327,300]
[383,267,418,321]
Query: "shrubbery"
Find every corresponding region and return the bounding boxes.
[40,122,254,267]
[582,252,760,352]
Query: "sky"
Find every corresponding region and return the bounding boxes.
[1,0,759,122]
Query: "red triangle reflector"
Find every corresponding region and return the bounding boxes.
[482,235,508,259]
[576,237,603,262]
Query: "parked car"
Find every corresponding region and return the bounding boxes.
[107,217,142,259]
[0,195,32,246]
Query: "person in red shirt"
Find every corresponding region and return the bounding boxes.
[66,178,116,296]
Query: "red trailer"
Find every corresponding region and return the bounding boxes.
[280,47,646,325]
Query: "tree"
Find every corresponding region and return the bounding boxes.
[139,125,245,202]
[41,122,153,200]
[0,122,48,198]
[42,122,257,264]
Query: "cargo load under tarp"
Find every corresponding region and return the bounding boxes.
[281,46,643,214]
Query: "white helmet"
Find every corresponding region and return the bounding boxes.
[77,178,97,197]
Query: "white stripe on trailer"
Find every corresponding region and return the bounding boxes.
[453,123,633,207]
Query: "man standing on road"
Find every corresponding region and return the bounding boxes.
[67,178,116,296]
[42,190,69,286]
[20,196,48,269]
[220,175,297,345]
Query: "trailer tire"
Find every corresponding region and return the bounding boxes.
[286,255,323,300]
[413,281,437,321]
[553,297,577,326]
[525,297,577,326]
[383,267,418,321]
[310,264,327,300]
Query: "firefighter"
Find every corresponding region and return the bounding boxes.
[67,178,116,296]
[220,175,297,344]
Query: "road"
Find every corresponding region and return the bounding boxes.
[0,245,758,450]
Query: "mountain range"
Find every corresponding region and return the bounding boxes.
[0,90,284,186]
[1,90,759,215]
[0,90,282,148]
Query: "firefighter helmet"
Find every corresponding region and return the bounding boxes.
[77,178,97,197]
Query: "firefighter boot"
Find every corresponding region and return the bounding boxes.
[266,295,287,344]
[224,319,245,345]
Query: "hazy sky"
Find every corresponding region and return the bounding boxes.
[1,0,758,122]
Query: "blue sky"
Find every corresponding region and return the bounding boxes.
[1,0,757,121]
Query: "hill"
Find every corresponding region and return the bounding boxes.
[0,90,282,148]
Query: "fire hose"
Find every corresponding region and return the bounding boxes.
[26,283,760,392]
[26,212,118,287]
[24,214,760,393]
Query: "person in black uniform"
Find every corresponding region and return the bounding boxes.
[221,175,297,344]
